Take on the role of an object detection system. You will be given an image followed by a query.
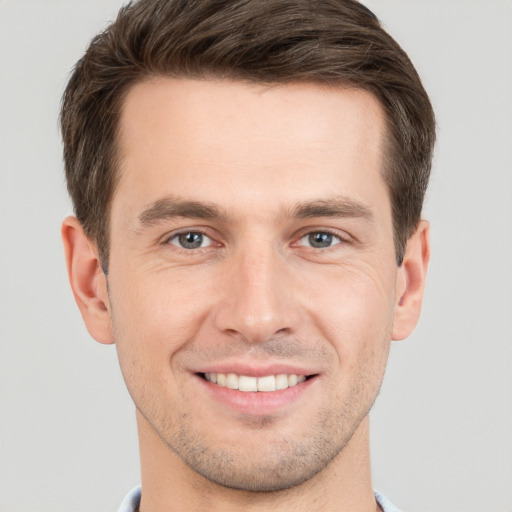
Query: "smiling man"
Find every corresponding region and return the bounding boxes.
[60,1,435,511]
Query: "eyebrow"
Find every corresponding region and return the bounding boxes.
[137,195,374,229]
[291,197,374,222]
[138,197,228,227]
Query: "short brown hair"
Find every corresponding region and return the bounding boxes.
[61,0,435,267]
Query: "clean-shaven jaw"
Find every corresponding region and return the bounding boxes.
[63,77,430,512]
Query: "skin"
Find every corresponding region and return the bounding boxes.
[62,78,430,512]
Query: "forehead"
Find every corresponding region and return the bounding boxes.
[114,77,388,219]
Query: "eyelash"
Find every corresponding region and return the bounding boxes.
[161,228,350,253]
[295,229,349,250]
[162,228,217,252]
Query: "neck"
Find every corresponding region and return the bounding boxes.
[137,411,378,512]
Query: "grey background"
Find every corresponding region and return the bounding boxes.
[1,1,511,510]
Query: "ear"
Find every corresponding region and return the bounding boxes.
[61,216,114,344]
[392,220,430,341]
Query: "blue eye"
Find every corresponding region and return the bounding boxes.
[169,232,212,249]
[300,232,342,248]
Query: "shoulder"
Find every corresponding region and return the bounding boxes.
[117,485,141,512]
[375,490,401,512]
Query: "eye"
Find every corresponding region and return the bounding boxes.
[168,231,212,250]
[299,231,342,249]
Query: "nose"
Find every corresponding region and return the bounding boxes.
[213,248,302,344]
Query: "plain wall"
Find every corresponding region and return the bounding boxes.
[1,1,511,510]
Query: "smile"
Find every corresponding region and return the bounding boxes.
[203,372,307,392]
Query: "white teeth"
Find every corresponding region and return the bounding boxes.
[275,374,289,390]
[288,374,298,387]
[239,375,258,392]
[226,373,238,390]
[204,372,217,384]
[216,373,226,387]
[257,375,275,392]
[203,372,308,392]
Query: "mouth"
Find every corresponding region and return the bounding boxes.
[195,368,320,415]
[199,372,315,392]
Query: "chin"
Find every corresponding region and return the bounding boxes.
[189,454,329,493]
[165,423,355,493]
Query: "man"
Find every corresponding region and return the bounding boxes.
[60,0,435,510]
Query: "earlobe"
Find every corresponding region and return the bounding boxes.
[61,216,114,344]
[392,220,430,341]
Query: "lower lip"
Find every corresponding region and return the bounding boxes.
[196,375,317,416]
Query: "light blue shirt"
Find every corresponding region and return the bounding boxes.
[118,485,401,511]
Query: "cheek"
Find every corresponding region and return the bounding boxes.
[111,271,213,345]
[108,272,215,417]
[108,268,218,392]
[306,263,396,364]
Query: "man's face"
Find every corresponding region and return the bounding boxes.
[107,78,400,491]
